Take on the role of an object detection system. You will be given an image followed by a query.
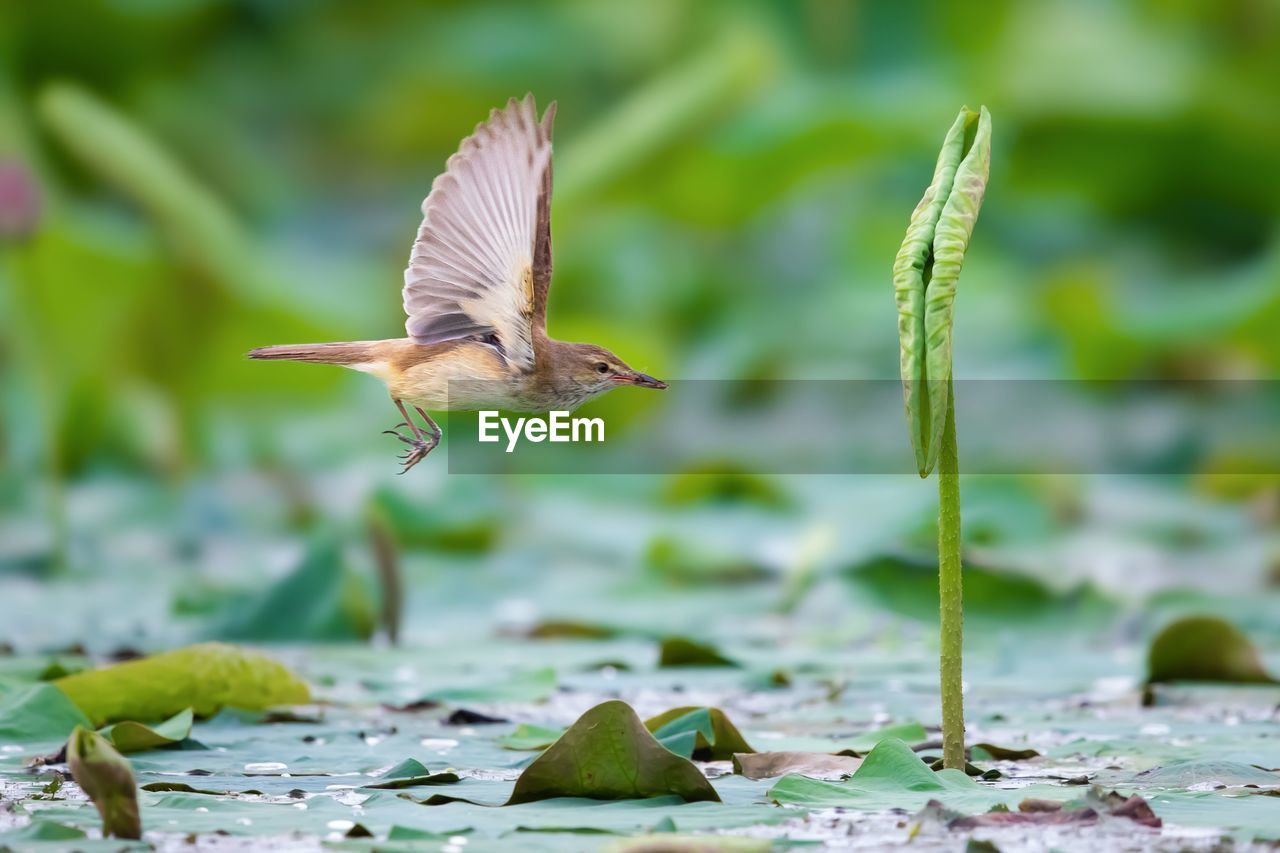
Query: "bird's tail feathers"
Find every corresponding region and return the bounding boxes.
[247,341,376,366]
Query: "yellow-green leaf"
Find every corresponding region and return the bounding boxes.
[55,643,311,727]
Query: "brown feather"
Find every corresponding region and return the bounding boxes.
[531,100,556,332]
[247,342,376,365]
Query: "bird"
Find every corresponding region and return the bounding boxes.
[249,95,666,473]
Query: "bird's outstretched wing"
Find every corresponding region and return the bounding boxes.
[403,95,555,372]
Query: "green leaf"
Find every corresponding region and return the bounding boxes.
[0,682,92,743]
[769,739,1076,816]
[214,537,376,642]
[892,106,992,476]
[54,643,311,727]
[364,772,460,790]
[657,637,738,668]
[508,700,720,804]
[101,708,194,753]
[845,553,1113,625]
[1147,616,1276,685]
[382,758,432,779]
[360,757,461,789]
[644,707,754,760]
[66,726,142,840]
[0,821,88,842]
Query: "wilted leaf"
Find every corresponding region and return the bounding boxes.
[1084,788,1163,828]
[657,637,737,668]
[508,700,720,804]
[733,751,863,780]
[66,726,141,839]
[892,106,992,476]
[1147,616,1275,685]
[55,643,311,726]
[102,708,194,753]
[644,706,754,760]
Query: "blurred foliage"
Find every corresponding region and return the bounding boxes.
[0,0,1279,688]
[0,0,1276,485]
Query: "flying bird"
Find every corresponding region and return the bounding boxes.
[249,96,666,472]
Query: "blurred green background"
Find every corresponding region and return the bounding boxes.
[0,0,1278,647]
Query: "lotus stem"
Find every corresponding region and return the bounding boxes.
[936,379,964,770]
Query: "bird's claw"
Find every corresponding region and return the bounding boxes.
[396,437,438,474]
[383,424,419,446]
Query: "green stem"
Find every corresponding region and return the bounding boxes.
[937,379,965,770]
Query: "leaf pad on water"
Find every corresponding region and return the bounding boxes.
[102,708,194,753]
[644,706,754,760]
[657,637,737,668]
[55,643,311,726]
[508,700,719,804]
[0,683,92,742]
[893,106,992,476]
[362,757,461,789]
[1147,616,1275,685]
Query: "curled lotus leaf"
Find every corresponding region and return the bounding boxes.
[893,106,992,476]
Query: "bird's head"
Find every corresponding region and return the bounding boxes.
[555,342,667,400]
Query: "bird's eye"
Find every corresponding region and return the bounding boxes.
[595,362,610,374]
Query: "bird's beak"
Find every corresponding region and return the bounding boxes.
[612,371,667,390]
